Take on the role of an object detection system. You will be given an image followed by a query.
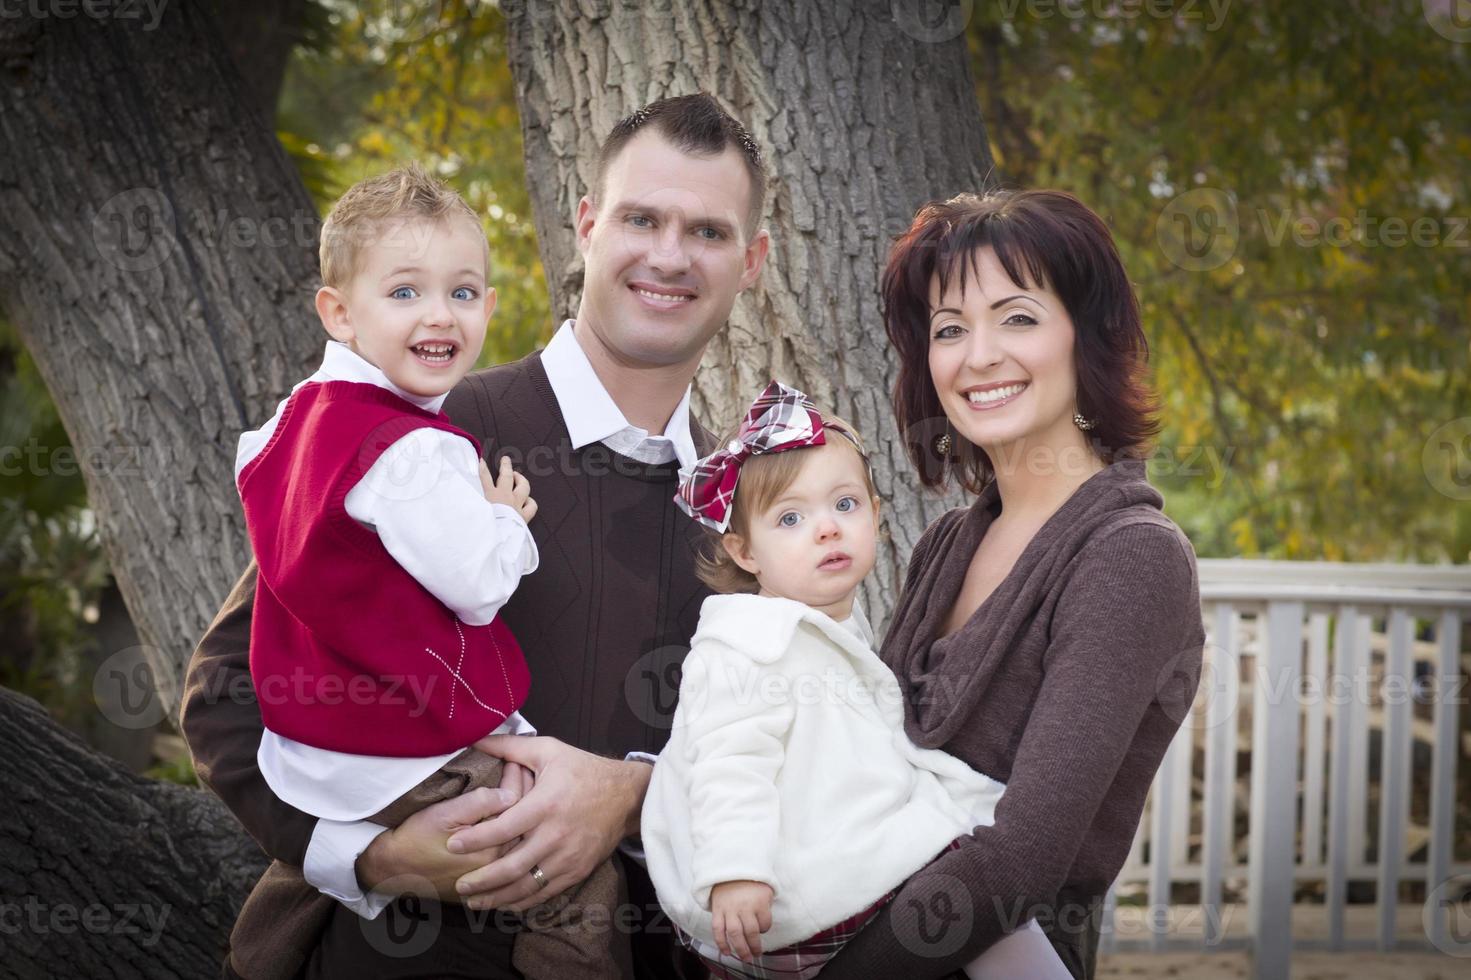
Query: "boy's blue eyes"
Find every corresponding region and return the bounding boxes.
[389,286,478,301]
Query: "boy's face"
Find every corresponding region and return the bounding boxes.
[722,440,881,622]
[573,129,769,373]
[315,215,494,398]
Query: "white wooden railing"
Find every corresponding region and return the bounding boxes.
[1099,559,1471,978]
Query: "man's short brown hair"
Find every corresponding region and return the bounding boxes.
[593,93,768,237]
[319,162,485,288]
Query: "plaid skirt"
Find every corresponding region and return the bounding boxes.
[674,838,965,980]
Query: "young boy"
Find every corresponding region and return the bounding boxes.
[224,164,625,980]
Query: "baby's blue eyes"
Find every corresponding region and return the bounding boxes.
[391,285,418,300]
[776,497,860,527]
[452,286,476,301]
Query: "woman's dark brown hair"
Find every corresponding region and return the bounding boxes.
[883,189,1160,494]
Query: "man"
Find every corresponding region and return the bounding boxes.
[181,92,770,978]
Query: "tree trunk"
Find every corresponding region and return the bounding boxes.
[0,686,266,979]
[504,0,992,627]
[0,4,322,716]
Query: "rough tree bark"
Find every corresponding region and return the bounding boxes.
[0,5,315,974]
[505,0,994,627]
[0,4,322,715]
[0,686,267,979]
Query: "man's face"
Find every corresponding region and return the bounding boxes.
[575,129,769,370]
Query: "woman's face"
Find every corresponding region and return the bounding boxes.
[926,247,1082,465]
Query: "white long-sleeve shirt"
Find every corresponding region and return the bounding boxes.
[237,340,539,827]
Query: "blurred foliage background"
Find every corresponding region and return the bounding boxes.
[1,0,1465,747]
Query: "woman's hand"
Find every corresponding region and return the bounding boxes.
[711,879,774,962]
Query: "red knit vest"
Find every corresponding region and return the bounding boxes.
[237,380,530,757]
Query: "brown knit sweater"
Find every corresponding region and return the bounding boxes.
[819,458,1205,979]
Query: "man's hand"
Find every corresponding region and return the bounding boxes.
[446,734,652,912]
[711,880,774,962]
[355,785,520,903]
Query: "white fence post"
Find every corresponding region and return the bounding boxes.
[1202,603,1239,949]
[1248,600,1303,979]
[1325,605,1359,950]
[1425,611,1462,952]
[1376,609,1414,950]
[1301,613,1330,867]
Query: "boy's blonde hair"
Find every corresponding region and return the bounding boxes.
[697,412,876,595]
[319,162,484,288]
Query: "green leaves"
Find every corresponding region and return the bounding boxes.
[277,0,552,365]
[970,0,1470,561]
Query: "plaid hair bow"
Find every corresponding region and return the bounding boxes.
[674,380,826,532]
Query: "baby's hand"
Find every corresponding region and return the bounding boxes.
[479,457,537,523]
[710,880,773,962]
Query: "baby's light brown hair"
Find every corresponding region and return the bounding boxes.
[697,412,876,595]
[319,162,486,289]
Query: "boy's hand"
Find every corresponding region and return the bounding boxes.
[479,457,537,522]
[711,880,774,962]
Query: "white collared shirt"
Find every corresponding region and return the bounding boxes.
[540,320,699,471]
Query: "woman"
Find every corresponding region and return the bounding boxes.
[819,189,1205,980]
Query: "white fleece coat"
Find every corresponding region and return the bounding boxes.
[641,593,1007,950]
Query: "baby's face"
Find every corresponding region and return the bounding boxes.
[327,215,493,398]
[727,440,880,621]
